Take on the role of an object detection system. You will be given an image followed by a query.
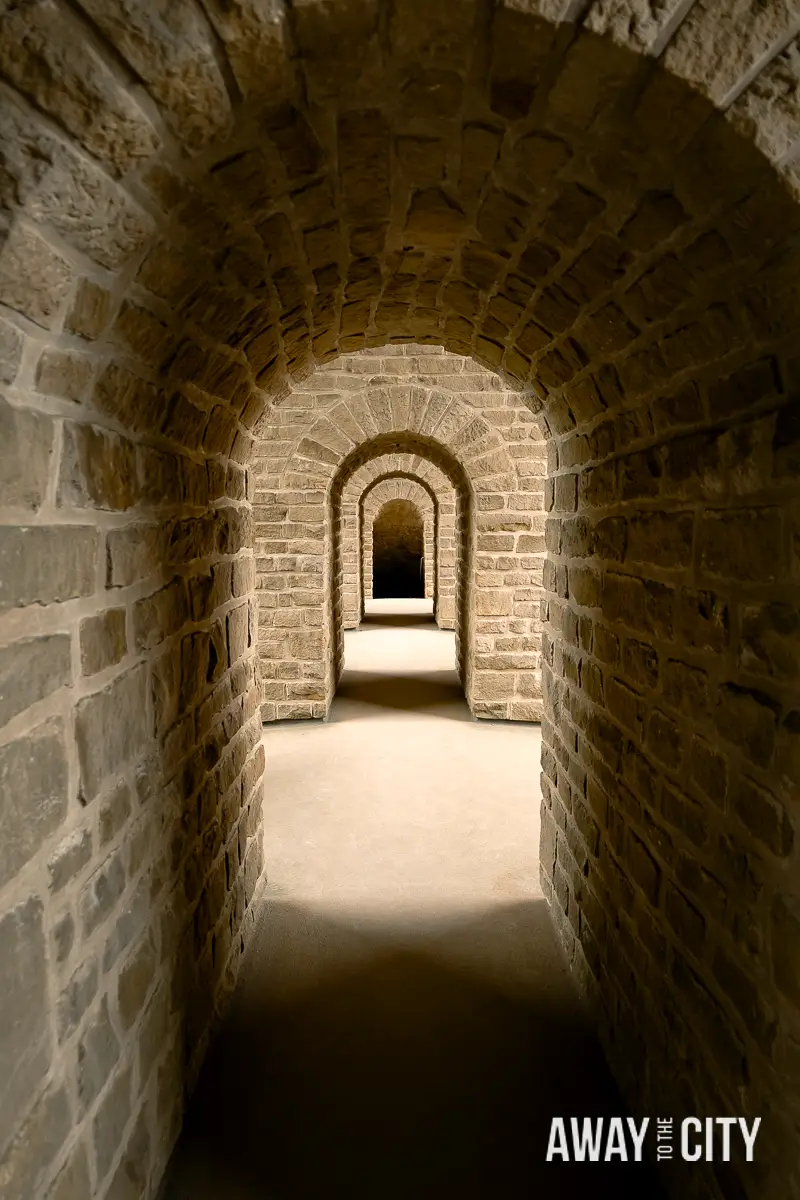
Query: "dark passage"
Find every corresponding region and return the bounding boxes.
[373,498,424,599]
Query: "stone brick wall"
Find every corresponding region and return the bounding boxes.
[252,345,546,722]
[362,480,436,608]
[0,4,799,1200]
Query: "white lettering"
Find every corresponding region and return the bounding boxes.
[604,1117,627,1161]
[716,1117,737,1161]
[681,1117,702,1161]
[627,1116,650,1161]
[571,1117,604,1162]
[739,1117,761,1162]
[546,1118,570,1161]
[705,1116,714,1162]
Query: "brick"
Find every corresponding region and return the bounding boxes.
[0,897,51,1147]
[0,526,99,609]
[0,719,69,889]
[0,633,71,727]
[75,667,148,800]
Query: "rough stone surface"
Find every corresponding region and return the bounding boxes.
[0,719,69,889]
[0,634,71,727]
[0,898,51,1154]
[0,6,798,1200]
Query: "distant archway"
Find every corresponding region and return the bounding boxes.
[371,498,425,599]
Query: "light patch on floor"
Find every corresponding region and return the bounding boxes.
[261,598,543,927]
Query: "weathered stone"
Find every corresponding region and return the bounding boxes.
[103,1110,150,1200]
[0,719,69,889]
[48,828,92,894]
[52,911,75,965]
[66,279,114,340]
[58,423,139,512]
[75,667,149,800]
[79,852,126,938]
[0,316,24,385]
[80,608,127,676]
[99,782,132,847]
[0,897,51,1149]
[92,1066,131,1183]
[45,1141,91,1200]
[57,958,99,1042]
[0,395,54,510]
[0,223,72,328]
[0,526,99,609]
[0,0,161,172]
[117,932,157,1030]
[77,997,119,1113]
[0,632,71,727]
[0,1083,70,1200]
[106,523,166,589]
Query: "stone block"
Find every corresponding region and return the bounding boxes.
[0,897,51,1152]
[58,422,139,512]
[75,666,148,800]
[80,609,127,676]
[0,718,69,889]
[57,957,99,1042]
[93,1066,131,1184]
[0,395,54,511]
[77,997,119,1113]
[0,526,99,609]
[0,1083,71,1200]
[117,932,157,1030]
[0,632,71,727]
[48,828,92,894]
[0,223,72,328]
[79,852,126,938]
[45,1141,91,1200]
[103,1110,149,1200]
[99,782,132,847]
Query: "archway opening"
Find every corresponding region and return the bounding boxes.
[372,498,425,599]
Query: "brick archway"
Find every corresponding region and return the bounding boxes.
[361,475,438,615]
[0,5,799,1198]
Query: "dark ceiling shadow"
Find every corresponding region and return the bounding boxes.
[330,670,469,720]
[160,899,668,1200]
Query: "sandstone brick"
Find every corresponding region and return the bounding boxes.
[48,828,92,894]
[0,395,54,510]
[0,897,51,1148]
[0,526,99,609]
[80,609,127,676]
[0,719,69,889]
[0,223,72,328]
[77,998,119,1113]
[93,1066,131,1183]
[79,852,126,938]
[57,957,99,1042]
[0,1083,71,1200]
[45,1141,91,1200]
[0,632,71,727]
[75,667,148,800]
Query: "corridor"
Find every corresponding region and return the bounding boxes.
[162,602,658,1199]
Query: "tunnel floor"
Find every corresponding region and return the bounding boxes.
[161,601,662,1199]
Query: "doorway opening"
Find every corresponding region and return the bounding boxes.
[372,499,425,600]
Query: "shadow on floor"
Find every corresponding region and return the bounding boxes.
[330,670,469,720]
[162,900,664,1200]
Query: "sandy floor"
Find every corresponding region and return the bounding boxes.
[162,601,660,1200]
[261,597,543,925]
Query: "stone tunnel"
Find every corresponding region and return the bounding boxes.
[0,1,798,1198]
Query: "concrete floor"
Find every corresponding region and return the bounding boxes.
[163,601,659,1199]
